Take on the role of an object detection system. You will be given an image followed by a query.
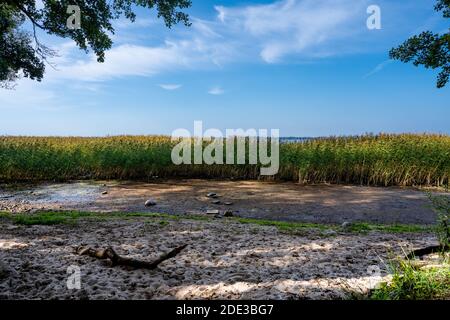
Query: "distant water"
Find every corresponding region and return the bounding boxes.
[280,137,314,143]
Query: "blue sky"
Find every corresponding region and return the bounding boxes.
[0,0,449,137]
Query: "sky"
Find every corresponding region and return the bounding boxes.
[0,0,449,137]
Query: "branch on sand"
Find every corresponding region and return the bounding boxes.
[75,244,188,269]
[406,244,450,259]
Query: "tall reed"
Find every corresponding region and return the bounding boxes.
[0,134,448,186]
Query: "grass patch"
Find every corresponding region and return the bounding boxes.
[0,211,437,235]
[347,222,433,234]
[0,211,178,225]
[0,211,94,225]
[235,217,329,232]
[235,217,433,234]
[371,260,450,300]
[0,211,211,226]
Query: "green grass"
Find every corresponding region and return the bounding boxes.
[0,211,211,226]
[235,217,330,232]
[0,211,94,225]
[0,211,435,235]
[236,218,433,234]
[0,211,158,225]
[371,260,450,300]
[0,134,449,186]
[345,222,433,234]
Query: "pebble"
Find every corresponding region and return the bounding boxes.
[322,229,337,236]
[206,192,218,198]
[224,210,233,217]
[0,261,11,279]
[145,199,157,207]
[341,221,352,230]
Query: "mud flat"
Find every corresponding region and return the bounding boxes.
[0,179,438,224]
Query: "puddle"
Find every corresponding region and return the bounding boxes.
[0,182,102,205]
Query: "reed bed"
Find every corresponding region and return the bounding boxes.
[0,134,448,187]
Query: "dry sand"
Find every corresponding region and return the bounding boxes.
[0,216,437,300]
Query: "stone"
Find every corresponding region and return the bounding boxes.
[0,261,11,279]
[224,202,233,205]
[206,209,219,215]
[102,191,108,195]
[322,229,337,236]
[145,199,157,207]
[211,200,221,204]
[53,240,65,246]
[224,210,233,217]
[341,221,352,230]
[206,192,218,198]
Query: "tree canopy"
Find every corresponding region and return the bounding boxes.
[0,0,191,88]
[389,0,450,88]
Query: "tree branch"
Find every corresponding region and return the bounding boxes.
[13,3,45,30]
[75,244,188,269]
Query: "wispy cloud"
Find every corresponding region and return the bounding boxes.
[214,0,369,63]
[364,60,393,78]
[208,86,224,95]
[159,84,182,90]
[0,78,70,111]
[43,0,373,83]
[53,42,209,81]
[114,17,157,29]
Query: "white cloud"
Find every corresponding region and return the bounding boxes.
[50,39,220,82]
[8,0,377,89]
[208,86,224,95]
[364,60,393,78]
[43,0,373,83]
[0,78,67,111]
[114,17,157,29]
[214,0,369,63]
[159,84,182,90]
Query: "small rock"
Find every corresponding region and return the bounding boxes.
[211,200,221,204]
[206,192,218,198]
[322,229,337,236]
[102,191,108,195]
[206,209,219,215]
[53,240,65,246]
[341,221,352,230]
[145,199,157,207]
[224,210,233,217]
[0,261,11,279]
[224,202,233,206]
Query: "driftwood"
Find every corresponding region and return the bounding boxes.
[75,244,188,269]
[406,244,450,259]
